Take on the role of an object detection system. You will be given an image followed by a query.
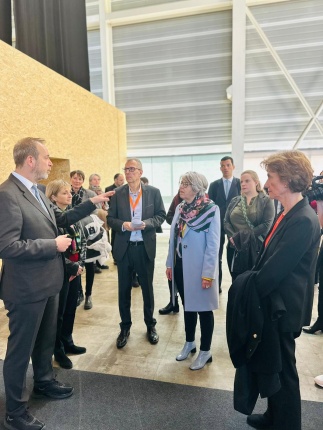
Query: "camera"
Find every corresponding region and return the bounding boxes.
[306,176,323,202]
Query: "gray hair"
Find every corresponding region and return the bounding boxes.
[13,137,45,167]
[181,171,208,196]
[126,158,143,170]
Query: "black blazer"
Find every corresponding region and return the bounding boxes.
[208,177,241,225]
[254,197,321,332]
[107,184,166,262]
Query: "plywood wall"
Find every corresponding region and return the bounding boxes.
[0,40,127,189]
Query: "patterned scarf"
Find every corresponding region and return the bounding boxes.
[175,195,217,257]
[71,187,84,207]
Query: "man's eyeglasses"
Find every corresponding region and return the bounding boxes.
[123,167,141,173]
[179,181,192,188]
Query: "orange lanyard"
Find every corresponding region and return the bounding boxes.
[265,212,284,247]
[129,189,142,216]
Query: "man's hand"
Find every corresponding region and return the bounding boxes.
[90,190,115,205]
[123,221,145,231]
[55,234,72,252]
[166,268,172,280]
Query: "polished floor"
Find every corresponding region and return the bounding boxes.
[0,233,323,404]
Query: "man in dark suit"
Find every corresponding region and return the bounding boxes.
[0,137,113,430]
[105,172,124,193]
[107,158,166,349]
[208,156,241,290]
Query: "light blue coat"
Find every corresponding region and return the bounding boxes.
[166,204,221,312]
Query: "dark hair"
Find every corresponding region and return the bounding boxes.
[114,173,121,180]
[221,156,234,164]
[141,177,149,185]
[70,170,85,181]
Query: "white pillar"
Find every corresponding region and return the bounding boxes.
[231,0,246,176]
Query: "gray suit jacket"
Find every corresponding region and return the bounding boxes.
[107,184,166,261]
[0,174,96,304]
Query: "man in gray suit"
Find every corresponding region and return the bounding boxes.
[107,158,166,349]
[0,137,113,430]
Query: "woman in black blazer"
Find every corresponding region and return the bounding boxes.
[236,151,320,430]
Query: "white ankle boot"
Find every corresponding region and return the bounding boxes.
[176,341,196,361]
[189,350,212,370]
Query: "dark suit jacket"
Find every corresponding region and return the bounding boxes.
[107,184,166,262]
[208,177,241,226]
[254,197,321,332]
[105,183,117,193]
[0,174,97,304]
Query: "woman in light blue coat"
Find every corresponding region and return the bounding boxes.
[166,172,221,370]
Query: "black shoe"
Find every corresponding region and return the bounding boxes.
[97,263,109,269]
[246,413,274,429]
[4,410,45,430]
[219,286,222,294]
[116,329,130,349]
[94,264,102,274]
[76,290,84,307]
[302,320,323,334]
[54,350,73,369]
[33,379,74,400]
[147,327,159,344]
[159,299,179,315]
[132,274,140,288]
[64,344,86,355]
[84,295,93,310]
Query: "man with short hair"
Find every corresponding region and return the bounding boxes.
[107,159,166,348]
[105,173,124,192]
[208,156,241,291]
[0,137,112,430]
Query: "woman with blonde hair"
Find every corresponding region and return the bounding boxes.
[224,169,274,280]
[46,179,88,368]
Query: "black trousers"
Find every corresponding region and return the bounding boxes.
[55,276,80,351]
[174,257,214,351]
[3,295,58,416]
[117,242,156,330]
[84,261,95,297]
[266,331,301,430]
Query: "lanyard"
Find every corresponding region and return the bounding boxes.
[265,212,284,247]
[129,189,142,216]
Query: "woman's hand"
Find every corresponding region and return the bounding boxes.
[166,268,172,280]
[202,279,212,289]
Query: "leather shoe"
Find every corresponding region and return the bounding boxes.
[94,264,102,274]
[159,298,179,315]
[116,329,130,349]
[176,341,196,361]
[4,410,45,430]
[97,263,109,269]
[54,349,73,369]
[84,295,93,310]
[189,350,212,370]
[64,344,86,355]
[147,327,159,344]
[302,319,323,334]
[246,413,274,429]
[33,379,74,399]
[76,290,84,307]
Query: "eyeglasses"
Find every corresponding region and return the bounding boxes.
[123,167,141,173]
[179,181,192,188]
